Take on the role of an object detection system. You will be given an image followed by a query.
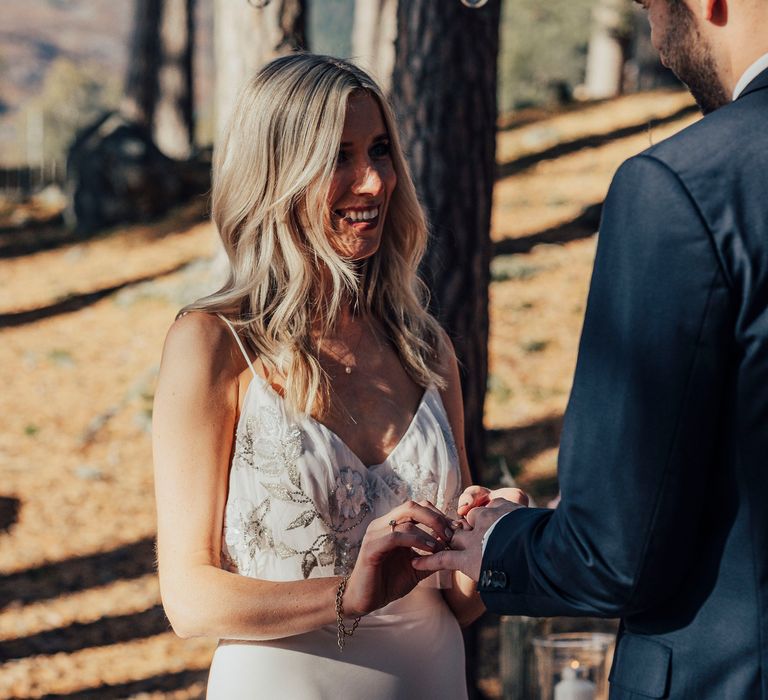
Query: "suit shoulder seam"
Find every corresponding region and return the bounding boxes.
[632,154,734,291]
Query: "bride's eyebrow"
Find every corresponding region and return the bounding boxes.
[339,133,390,147]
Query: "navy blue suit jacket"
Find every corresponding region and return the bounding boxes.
[481,68,768,699]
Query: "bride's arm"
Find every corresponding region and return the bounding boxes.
[436,334,486,627]
[153,313,449,641]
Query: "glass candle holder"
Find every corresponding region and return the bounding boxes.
[532,633,615,700]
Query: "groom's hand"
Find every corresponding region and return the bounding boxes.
[457,485,529,517]
[412,498,525,581]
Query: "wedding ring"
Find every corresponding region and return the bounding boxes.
[389,519,397,532]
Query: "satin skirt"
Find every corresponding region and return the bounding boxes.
[206,584,468,700]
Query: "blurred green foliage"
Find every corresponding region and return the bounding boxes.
[307,0,598,114]
[6,0,620,166]
[307,0,354,59]
[499,0,594,112]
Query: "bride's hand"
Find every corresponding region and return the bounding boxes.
[456,485,529,518]
[343,500,455,616]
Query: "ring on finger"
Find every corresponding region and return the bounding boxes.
[388,517,416,533]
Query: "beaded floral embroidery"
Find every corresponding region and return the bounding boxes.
[227,407,371,578]
[391,461,439,504]
[223,395,461,580]
[334,468,368,519]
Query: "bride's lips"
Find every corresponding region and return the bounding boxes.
[334,205,382,230]
[344,215,379,230]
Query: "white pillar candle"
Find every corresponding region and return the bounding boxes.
[554,665,596,700]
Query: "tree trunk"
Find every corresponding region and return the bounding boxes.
[154,0,195,159]
[392,0,499,486]
[392,7,500,695]
[583,0,632,99]
[122,0,163,127]
[351,0,397,94]
[213,0,306,139]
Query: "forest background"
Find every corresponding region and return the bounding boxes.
[0,1,698,698]
[0,0,666,166]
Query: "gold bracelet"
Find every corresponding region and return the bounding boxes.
[335,575,362,650]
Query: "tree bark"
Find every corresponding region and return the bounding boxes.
[213,0,306,139]
[584,0,633,99]
[351,0,397,94]
[154,0,195,159]
[122,0,163,128]
[392,0,500,486]
[392,9,500,694]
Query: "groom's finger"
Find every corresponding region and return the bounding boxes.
[457,485,491,516]
[488,488,529,507]
[446,528,474,551]
[466,499,523,528]
[411,550,462,573]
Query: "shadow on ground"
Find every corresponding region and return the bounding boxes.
[0,496,20,534]
[487,415,563,465]
[0,260,197,328]
[0,605,169,661]
[486,415,564,503]
[493,203,602,257]
[35,669,209,700]
[496,103,698,180]
[0,537,155,609]
[0,196,208,259]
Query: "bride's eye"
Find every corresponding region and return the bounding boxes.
[370,141,391,158]
[337,149,349,164]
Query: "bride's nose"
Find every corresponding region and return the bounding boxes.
[351,162,384,196]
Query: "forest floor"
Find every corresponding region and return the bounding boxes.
[0,88,698,699]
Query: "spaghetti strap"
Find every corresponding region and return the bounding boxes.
[216,313,257,379]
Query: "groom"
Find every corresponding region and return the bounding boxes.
[415,0,768,697]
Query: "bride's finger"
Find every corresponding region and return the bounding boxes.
[380,500,454,541]
[385,520,449,543]
[369,528,441,554]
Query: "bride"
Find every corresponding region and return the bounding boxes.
[152,53,522,699]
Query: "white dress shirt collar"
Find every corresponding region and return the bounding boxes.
[733,52,768,100]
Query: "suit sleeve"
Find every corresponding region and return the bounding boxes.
[480,155,734,617]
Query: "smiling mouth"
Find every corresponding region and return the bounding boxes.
[335,206,381,225]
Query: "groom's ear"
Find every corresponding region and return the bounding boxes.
[700,0,728,26]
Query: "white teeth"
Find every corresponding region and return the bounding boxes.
[342,207,379,222]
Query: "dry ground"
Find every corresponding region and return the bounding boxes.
[0,89,697,699]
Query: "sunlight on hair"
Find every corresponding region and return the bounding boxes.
[180,54,447,416]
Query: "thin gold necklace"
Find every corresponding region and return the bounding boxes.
[321,321,365,374]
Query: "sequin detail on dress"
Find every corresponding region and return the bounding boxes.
[221,374,462,582]
[226,405,376,578]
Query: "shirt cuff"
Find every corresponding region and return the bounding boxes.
[481,511,514,554]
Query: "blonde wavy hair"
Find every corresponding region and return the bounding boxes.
[182,53,447,415]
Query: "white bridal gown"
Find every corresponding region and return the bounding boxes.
[206,318,468,700]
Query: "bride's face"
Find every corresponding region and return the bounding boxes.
[327,92,397,261]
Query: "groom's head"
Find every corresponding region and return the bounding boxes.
[636,0,768,114]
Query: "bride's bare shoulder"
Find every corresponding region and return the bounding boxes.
[160,311,242,386]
